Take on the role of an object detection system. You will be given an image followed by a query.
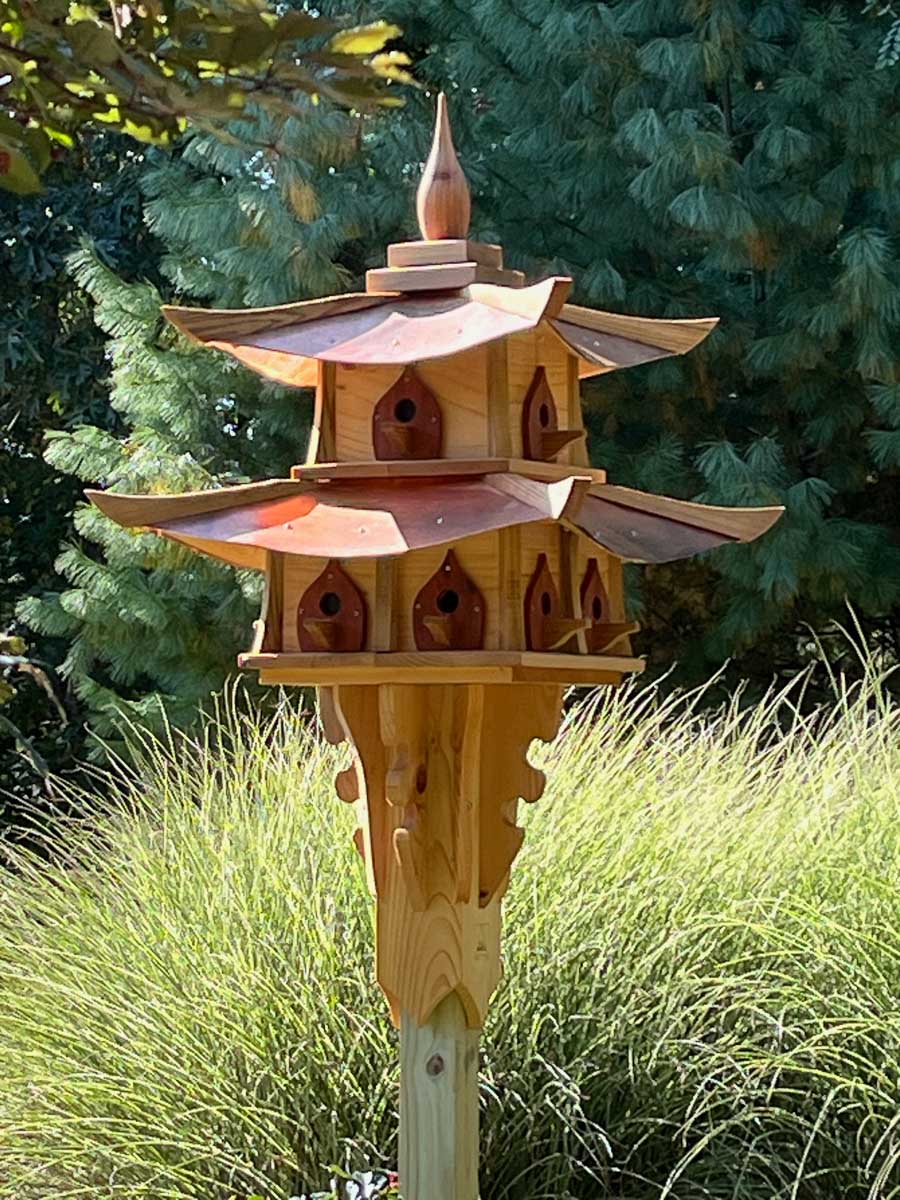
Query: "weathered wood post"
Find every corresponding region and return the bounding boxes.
[90,94,782,1200]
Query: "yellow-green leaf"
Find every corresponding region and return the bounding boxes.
[328,20,401,56]
[64,80,97,97]
[45,127,76,148]
[122,118,172,144]
[67,4,101,20]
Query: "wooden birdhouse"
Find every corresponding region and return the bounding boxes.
[89,94,782,1200]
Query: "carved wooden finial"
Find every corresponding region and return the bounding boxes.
[416,92,471,240]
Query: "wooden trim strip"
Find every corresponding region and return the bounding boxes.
[556,305,718,354]
[288,458,606,484]
[86,479,304,527]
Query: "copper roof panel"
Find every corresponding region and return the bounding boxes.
[551,320,671,373]
[162,280,720,383]
[89,475,575,570]
[231,294,539,364]
[571,487,783,563]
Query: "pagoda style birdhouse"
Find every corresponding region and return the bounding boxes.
[90,94,782,1200]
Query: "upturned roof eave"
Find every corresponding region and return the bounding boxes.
[161,277,719,383]
[86,465,783,571]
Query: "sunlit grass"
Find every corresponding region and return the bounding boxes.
[1,657,898,1198]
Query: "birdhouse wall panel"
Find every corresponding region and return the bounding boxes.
[334,364,399,461]
[333,349,490,462]
[506,331,536,459]
[305,362,336,465]
[281,556,377,652]
[535,326,570,413]
[394,533,500,651]
[417,350,490,457]
[518,522,561,595]
[259,551,285,652]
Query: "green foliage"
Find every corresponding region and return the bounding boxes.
[1,664,899,1198]
[0,2,407,192]
[866,1,900,68]
[0,131,159,811]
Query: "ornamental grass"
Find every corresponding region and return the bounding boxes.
[1,658,899,1198]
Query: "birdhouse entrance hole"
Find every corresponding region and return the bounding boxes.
[437,589,460,614]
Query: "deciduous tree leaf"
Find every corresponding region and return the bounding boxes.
[328,21,401,55]
[0,136,42,194]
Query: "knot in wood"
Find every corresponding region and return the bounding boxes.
[426,1053,445,1077]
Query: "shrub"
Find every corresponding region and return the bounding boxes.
[1,662,899,1198]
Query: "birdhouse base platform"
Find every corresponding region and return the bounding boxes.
[238,649,645,687]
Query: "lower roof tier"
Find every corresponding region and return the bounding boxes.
[87,458,783,568]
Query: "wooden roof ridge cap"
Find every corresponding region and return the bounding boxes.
[468,275,572,321]
[555,305,719,352]
[161,292,395,344]
[484,472,591,521]
[589,483,785,540]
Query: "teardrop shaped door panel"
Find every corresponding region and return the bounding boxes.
[525,553,590,651]
[373,368,443,460]
[580,557,639,653]
[413,550,485,650]
[297,560,367,652]
[521,367,583,461]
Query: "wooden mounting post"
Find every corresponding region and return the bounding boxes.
[400,993,479,1200]
[325,680,564,1200]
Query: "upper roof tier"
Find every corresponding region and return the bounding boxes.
[162,93,718,387]
[163,279,718,387]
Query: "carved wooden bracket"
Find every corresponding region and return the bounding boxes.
[521,367,583,461]
[580,558,639,653]
[297,560,367,652]
[413,550,485,651]
[373,368,442,460]
[478,684,561,906]
[525,553,589,651]
[326,681,563,1029]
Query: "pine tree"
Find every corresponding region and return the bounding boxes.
[1,131,157,804]
[22,1,900,737]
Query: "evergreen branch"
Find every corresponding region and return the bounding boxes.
[1,653,71,726]
[0,711,52,786]
[484,163,598,257]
